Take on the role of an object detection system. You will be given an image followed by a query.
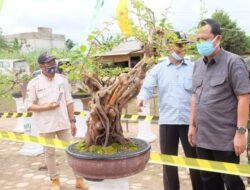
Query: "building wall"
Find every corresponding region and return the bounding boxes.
[4,27,66,52]
[52,40,65,49]
[99,52,143,68]
[100,55,130,63]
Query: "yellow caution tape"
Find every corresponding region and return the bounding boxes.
[2,112,8,118]
[130,115,139,121]
[0,112,32,118]
[150,152,250,177]
[0,131,72,149]
[121,114,125,119]
[12,112,18,118]
[145,115,153,122]
[0,130,249,177]
[0,112,159,122]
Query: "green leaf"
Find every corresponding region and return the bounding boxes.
[88,35,95,40]
[80,45,87,53]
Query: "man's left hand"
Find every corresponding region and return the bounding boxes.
[233,132,246,156]
[70,123,77,137]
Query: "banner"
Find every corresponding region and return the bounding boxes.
[116,0,132,37]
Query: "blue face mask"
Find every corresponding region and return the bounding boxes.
[196,40,215,56]
[171,52,183,61]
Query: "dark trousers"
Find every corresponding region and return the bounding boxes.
[160,124,203,190]
[196,147,245,190]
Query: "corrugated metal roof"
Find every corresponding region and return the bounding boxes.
[97,40,142,57]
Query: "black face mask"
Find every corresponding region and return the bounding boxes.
[45,65,56,75]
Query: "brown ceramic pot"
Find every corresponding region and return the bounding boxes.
[66,138,151,180]
[80,96,91,111]
[20,82,28,98]
[71,94,91,111]
[11,92,22,98]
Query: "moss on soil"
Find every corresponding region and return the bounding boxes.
[74,141,138,155]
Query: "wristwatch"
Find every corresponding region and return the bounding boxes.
[70,117,76,123]
[236,127,247,135]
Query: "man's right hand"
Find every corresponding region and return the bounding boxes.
[47,102,60,110]
[28,102,60,112]
[136,99,145,112]
[188,125,196,147]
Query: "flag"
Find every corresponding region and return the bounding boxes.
[116,0,132,37]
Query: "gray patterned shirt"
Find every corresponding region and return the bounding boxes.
[193,48,250,151]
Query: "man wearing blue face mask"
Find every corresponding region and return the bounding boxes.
[137,32,203,190]
[25,52,89,190]
[189,19,250,190]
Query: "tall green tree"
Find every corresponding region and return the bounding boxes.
[212,10,248,55]
[246,36,250,51]
[12,38,22,51]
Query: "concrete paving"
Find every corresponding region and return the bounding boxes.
[0,118,249,190]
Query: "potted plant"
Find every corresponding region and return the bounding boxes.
[71,88,92,137]
[64,0,178,180]
[19,74,32,98]
[71,87,92,111]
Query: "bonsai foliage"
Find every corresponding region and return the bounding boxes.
[0,49,71,97]
[0,73,15,96]
[68,0,177,148]
[0,71,32,97]
[66,0,180,147]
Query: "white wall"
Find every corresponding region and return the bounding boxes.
[21,38,65,52]
[52,40,66,49]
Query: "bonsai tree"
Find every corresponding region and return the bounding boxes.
[0,72,16,97]
[66,0,184,149]
[0,71,32,97]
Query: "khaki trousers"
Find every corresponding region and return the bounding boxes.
[41,129,74,180]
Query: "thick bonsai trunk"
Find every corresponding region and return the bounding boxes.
[83,26,157,147]
[84,58,149,147]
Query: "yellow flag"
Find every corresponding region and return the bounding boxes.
[116,0,132,37]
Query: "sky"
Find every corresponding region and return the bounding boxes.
[0,0,250,43]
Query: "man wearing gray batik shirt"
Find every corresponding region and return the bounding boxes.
[189,18,250,190]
